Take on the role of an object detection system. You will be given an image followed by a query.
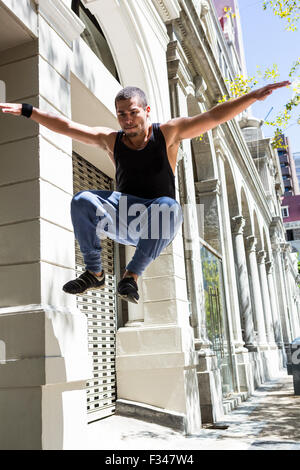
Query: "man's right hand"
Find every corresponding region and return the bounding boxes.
[0,103,22,116]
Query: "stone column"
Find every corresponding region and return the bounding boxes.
[245,236,268,348]
[231,215,256,350]
[265,260,284,346]
[257,251,276,346]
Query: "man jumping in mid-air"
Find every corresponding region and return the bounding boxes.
[0,80,290,303]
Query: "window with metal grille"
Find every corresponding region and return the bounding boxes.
[72,152,117,422]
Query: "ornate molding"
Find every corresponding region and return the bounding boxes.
[280,242,291,253]
[257,250,266,264]
[152,0,181,21]
[194,75,207,102]
[245,235,257,253]
[212,127,228,157]
[35,0,85,43]
[269,216,283,240]
[272,241,281,253]
[265,260,273,275]
[200,0,210,18]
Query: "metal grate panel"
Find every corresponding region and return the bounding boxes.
[73,152,117,422]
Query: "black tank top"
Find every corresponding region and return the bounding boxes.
[113,123,175,200]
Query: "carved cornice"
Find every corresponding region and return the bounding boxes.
[231,215,245,235]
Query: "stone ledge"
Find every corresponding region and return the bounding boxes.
[222,392,248,415]
[115,398,187,433]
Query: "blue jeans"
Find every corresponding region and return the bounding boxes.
[71,190,183,276]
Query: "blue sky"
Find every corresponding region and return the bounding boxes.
[238,0,300,153]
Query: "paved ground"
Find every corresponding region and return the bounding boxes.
[84,372,300,450]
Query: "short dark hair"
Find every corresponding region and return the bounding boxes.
[115,86,148,108]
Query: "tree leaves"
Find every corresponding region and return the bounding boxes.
[263,0,300,31]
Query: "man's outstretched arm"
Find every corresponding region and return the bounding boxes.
[0,103,116,154]
[167,81,291,142]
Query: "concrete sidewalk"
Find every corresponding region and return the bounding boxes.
[84,371,300,450]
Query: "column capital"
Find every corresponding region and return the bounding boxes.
[257,250,267,264]
[245,235,257,253]
[265,260,274,274]
[231,215,245,235]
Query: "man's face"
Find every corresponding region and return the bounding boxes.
[116,96,150,137]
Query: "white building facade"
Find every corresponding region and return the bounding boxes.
[0,0,299,449]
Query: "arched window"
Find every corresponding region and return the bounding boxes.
[72,0,120,82]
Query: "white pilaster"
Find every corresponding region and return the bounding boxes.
[245,236,268,348]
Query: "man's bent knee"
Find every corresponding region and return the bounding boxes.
[71,190,95,212]
[149,198,182,240]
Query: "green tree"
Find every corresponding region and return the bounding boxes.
[218,2,300,149]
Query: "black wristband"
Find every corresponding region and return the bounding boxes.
[21,103,33,118]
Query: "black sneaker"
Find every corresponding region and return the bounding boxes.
[63,270,105,295]
[117,277,139,304]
